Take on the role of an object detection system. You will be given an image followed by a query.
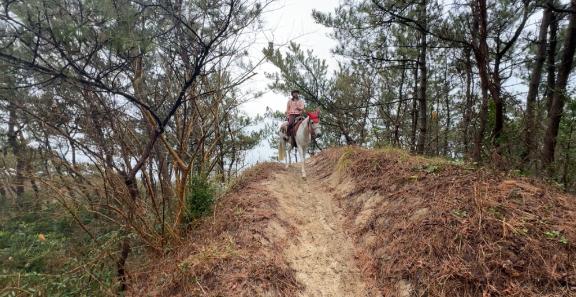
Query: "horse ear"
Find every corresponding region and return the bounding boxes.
[315,107,320,113]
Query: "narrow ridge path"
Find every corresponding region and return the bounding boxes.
[262,164,380,297]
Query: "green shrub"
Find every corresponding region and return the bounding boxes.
[183,175,215,225]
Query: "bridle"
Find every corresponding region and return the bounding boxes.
[308,119,316,138]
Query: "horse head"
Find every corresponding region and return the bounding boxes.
[306,109,322,138]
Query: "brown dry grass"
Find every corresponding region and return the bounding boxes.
[314,146,576,297]
[129,162,301,297]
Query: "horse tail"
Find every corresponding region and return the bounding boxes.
[278,136,286,161]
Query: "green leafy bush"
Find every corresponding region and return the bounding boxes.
[183,175,215,226]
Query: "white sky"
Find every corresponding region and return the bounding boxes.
[239,0,339,117]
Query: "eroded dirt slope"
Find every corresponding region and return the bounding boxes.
[263,165,380,297]
[130,161,379,297]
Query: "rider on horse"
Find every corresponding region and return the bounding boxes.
[286,89,304,137]
[278,91,321,177]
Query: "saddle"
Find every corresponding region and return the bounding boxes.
[281,116,305,147]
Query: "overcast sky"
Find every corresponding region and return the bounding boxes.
[238,0,533,119]
[237,0,340,164]
[239,0,339,117]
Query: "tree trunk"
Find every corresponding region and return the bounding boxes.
[157,148,172,243]
[545,10,558,114]
[472,0,490,162]
[491,59,504,148]
[444,63,451,156]
[7,101,25,196]
[359,93,371,145]
[116,238,131,293]
[435,86,440,155]
[562,123,574,191]
[214,87,225,183]
[542,0,576,167]
[394,67,406,147]
[492,2,529,148]
[524,2,552,162]
[340,124,356,145]
[462,47,474,158]
[411,66,419,152]
[416,0,428,155]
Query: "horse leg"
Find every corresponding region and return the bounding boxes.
[278,135,286,162]
[286,144,291,168]
[299,146,306,178]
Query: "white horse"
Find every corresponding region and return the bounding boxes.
[278,110,322,177]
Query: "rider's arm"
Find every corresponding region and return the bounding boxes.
[296,100,304,113]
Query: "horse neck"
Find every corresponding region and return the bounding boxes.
[296,116,312,145]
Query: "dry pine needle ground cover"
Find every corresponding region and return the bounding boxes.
[314,147,576,297]
[130,148,576,297]
[129,163,301,297]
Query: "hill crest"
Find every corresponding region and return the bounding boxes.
[131,147,576,297]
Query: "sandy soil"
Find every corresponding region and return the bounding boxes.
[261,163,380,297]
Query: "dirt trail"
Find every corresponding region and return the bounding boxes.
[262,163,380,297]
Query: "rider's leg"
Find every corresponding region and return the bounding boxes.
[287,114,295,135]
